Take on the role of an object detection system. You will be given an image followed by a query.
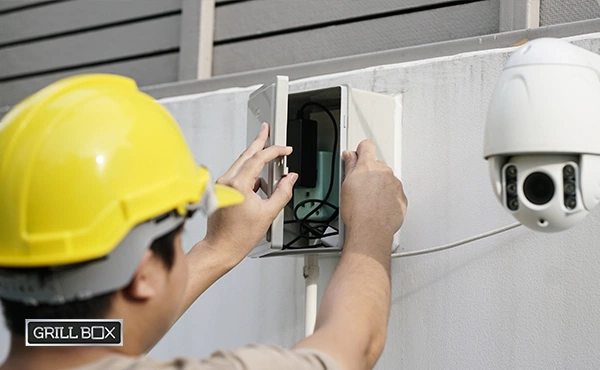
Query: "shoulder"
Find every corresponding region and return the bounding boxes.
[206,344,342,370]
[74,346,341,370]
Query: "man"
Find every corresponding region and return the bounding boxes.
[0,74,407,370]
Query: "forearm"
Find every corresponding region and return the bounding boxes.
[177,240,243,318]
[296,229,392,369]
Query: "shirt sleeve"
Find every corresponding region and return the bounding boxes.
[71,345,342,370]
[200,345,342,370]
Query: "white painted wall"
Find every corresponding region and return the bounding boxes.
[2,32,600,369]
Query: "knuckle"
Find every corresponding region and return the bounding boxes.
[253,149,270,163]
[230,177,244,190]
[359,139,374,148]
[401,194,408,208]
[362,160,377,170]
[282,186,293,200]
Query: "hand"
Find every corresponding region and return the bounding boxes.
[341,140,407,238]
[204,123,298,262]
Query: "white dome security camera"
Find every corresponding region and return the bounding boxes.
[484,38,600,232]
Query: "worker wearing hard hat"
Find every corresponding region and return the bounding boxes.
[0,75,407,370]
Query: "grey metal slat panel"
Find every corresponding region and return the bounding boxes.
[0,0,56,12]
[178,0,215,80]
[540,0,600,26]
[213,0,500,76]
[0,53,179,107]
[0,0,182,45]
[138,18,600,100]
[0,14,181,80]
[499,0,540,31]
[0,17,586,110]
[214,0,467,42]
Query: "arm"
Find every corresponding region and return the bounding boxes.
[178,122,298,317]
[177,239,239,317]
[295,140,408,370]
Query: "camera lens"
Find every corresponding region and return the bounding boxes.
[564,182,576,195]
[523,172,555,205]
[506,166,517,178]
[508,198,519,211]
[563,165,575,179]
[506,183,517,195]
[565,196,577,210]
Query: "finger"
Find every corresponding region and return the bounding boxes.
[221,123,270,182]
[356,139,377,164]
[265,173,298,216]
[399,181,408,208]
[237,145,293,183]
[376,160,394,174]
[342,150,358,175]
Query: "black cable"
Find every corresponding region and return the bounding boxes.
[294,200,338,241]
[282,225,338,250]
[295,102,338,221]
[282,102,340,250]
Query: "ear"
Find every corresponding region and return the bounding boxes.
[123,249,167,301]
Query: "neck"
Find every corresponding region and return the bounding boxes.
[1,308,149,370]
[1,294,164,369]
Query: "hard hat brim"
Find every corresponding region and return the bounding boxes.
[213,184,245,208]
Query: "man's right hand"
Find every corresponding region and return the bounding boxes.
[341,139,407,239]
[295,140,407,370]
[204,122,297,263]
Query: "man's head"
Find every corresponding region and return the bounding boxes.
[1,220,187,352]
[0,74,243,353]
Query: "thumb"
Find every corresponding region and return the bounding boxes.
[266,172,298,216]
[343,150,358,175]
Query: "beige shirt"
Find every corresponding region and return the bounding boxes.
[73,345,341,370]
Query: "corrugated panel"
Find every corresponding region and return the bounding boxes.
[0,15,181,80]
[540,0,600,26]
[215,0,250,3]
[213,0,500,76]
[0,0,182,45]
[0,53,179,106]
[0,0,56,12]
[214,0,457,42]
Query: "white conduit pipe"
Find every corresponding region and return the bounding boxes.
[303,254,319,337]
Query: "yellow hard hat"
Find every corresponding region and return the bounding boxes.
[0,74,244,268]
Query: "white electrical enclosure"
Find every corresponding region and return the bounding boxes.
[247,75,400,257]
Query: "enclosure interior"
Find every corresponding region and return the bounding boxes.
[281,87,343,252]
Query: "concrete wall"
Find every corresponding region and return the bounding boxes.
[2,32,600,369]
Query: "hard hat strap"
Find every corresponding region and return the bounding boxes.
[0,212,185,306]
[191,179,219,217]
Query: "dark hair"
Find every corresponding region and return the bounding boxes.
[1,223,183,336]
